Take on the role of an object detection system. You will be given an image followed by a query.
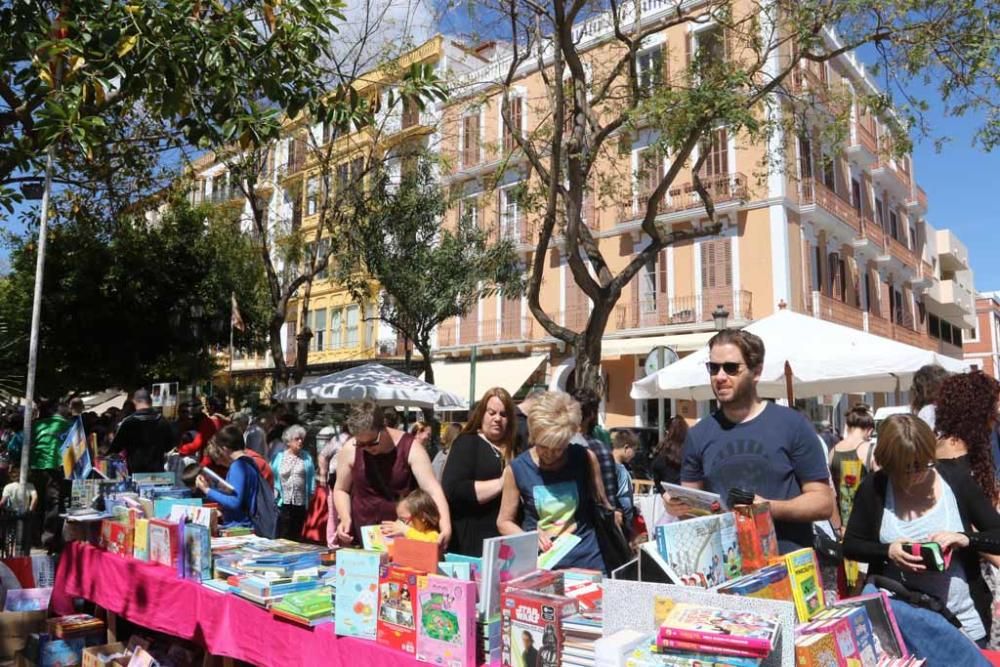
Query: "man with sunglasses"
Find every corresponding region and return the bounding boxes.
[677,329,834,552]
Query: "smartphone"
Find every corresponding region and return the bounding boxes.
[902,542,950,571]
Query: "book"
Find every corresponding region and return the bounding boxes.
[273,587,334,619]
[182,522,212,581]
[732,504,778,574]
[148,519,183,577]
[660,482,725,516]
[167,504,217,531]
[416,574,477,667]
[800,617,862,666]
[812,607,877,666]
[361,524,391,552]
[500,589,579,667]
[715,562,792,603]
[655,599,778,655]
[653,513,740,588]
[655,637,767,659]
[392,537,439,573]
[133,518,150,561]
[3,587,52,611]
[100,519,133,557]
[438,561,472,580]
[538,534,582,570]
[830,592,907,659]
[480,532,539,624]
[199,465,235,493]
[153,497,201,519]
[444,553,482,584]
[334,548,386,639]
[377,564,422,654]
[784,548,825,621]
[795,631,845,667]
[131,472,176,486]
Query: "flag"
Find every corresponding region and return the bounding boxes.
[231,293,245,331]
[60,416,92,480]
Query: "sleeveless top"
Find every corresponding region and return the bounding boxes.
[350,432,416,542]
[830,445,869,527]
[879,473,984,641]
[510,443,604,571]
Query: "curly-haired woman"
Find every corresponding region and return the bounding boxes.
[935,371,1000,507]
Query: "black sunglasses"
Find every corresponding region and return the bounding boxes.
[706,361,745,377]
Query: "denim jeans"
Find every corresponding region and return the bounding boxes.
[862,584,989,665]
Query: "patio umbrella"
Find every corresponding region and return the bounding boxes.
[274,362,467,410]
[631,309,969,401]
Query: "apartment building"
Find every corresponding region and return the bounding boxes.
[964,293,1000,379]
[187,37,483,384]
[429,3,977,427]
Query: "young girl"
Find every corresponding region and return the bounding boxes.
[382,489,440,543]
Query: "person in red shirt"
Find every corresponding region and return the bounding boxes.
[177,399,217,459]
[206,426,274,489]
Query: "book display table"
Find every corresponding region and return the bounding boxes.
[52,542,426,667]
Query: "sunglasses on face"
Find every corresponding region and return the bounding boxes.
[706,361,745,377]
[905,461,934,474]
[356,431,381,448]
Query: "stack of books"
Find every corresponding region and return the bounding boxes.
[562,570,604,667]
[235,574,320,607]
[653,600,779,666]
[271,586,334,626]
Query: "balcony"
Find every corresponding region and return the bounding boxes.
[926,275,975,320]
[613,291,753,331]
[871,157,912,202]
[800,178,861,235]
[807,291,937,351]
[852,216,887,258]
[935,228,970,272]
[847,121,878,167]
[905,185,928,216]
[437,316,537,348]
[887,236,916,267]
[625,173,749,229]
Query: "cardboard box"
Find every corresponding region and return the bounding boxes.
[0,610,48,659]
[82,642,127,667]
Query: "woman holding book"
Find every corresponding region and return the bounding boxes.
[195,425,259,528]
[843,414,1000,648]
[271,424,316,541]
[497,391,609,572]
[441,388,516,557]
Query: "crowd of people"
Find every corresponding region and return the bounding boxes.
[5,326,1000,654]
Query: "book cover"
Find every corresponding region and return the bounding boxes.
[812,607,877,667]
[167,504,216,531]
[152,496,201,519]
[131,472,176,486]
[660,482,725,516]
[537,534,581,571]
[656,600,778,653]
[334,549,386,639]
[377,565,422,654]
[391,537,439,573]
[625,641,762,667]
[443,553,482,584]
[795,631,845,667]
[784,548,825,621]
[655,636,767,659]
[800,618,861,667]
[502,570,564,598]
[830,592,907,659]
[183,522,212,581]
[438,562,472,580]
[500,589,578,667]
[416,575,477,667]
[480,532,539,623]
[733,504,779,574]
[100,519,133,557]
[133,518,150,562]
[148,519,183,576]
[361,524,391,552]
[654,513,740,588]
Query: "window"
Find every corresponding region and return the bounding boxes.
[863,272,873,312]
[462,113,480,168]
[459,196,479,229]
[798,136,813,180]
[851,178,862,212]
[636,44,664,95]
[346,305,360,346]
[636,147,663,203]
[500,185,521,242]
[365,303,376,347]
[336,163,350,192]
[811,245,822,293]
[502,96,523,152]
[315,238,330,280]
[822,154,836,192]
[306,175,319,216]
[401,97,419,129]
[929,313,941,338]
[330,307,343,348]
[291,192,302,231]
[351,158,364,184]
[908,224,917,251]
[697,26,726,66]
[310,309,327,351]
[700,128,728,179]
[889,210,899,240]
[875,198,885,227]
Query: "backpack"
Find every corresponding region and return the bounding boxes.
[235,457,278,539]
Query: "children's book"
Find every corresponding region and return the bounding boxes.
[654,513,740,588]
[183,522,212,581]
[783,548,825,622]
[795,631,845,667]
[334,548,386,639]
[830,592,907,659]
[415,574,477,667]
[656,599,779,655]
[500,589,578,667]
[391,537,439,573]
[100,519,133,557]
[538,534,581,571]
[131,472,177,487]
[799,617,860,666]
[714,562,792,603]
[732,504,778,574]
[660,483,725,516]
[626,641,762,667]
[438,562,472,580]
[361,524,391,552]
[480,532,539,623]
[148,519,183,577]
[377,565,422,654]
[812,607,877,666]
[443,553,482,583]
[153,497,202,519]
[133,518,150,562]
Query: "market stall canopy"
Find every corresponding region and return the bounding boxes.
[430,354,547,405]
[630,309,969,401]
[274,362,467,409]
[601,332,713,357]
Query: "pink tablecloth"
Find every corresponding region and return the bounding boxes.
[53,542,420,666]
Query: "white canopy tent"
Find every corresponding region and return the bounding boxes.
[631,309,970,401]
[274,362,467,410]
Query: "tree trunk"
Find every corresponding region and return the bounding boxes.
[292,327,312,384]
[268,313,290,389]
[573,301,612,391]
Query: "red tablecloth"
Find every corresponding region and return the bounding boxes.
[53,542,421,666]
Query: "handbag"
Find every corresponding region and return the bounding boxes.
[591,503,632,573]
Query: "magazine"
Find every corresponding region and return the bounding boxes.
[654,513,740,588]
[660,483,725,516]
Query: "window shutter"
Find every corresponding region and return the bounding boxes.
[685,32,693,73]
[658,249,668,296]
[661,44,671,87]
[722,237,732,286]
[701,241,714,288]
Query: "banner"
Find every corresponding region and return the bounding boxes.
[60,416,92,479]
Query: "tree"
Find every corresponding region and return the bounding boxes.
[1,0,346,209]
[338,158,524,384]
[471,0,998,390]
[0,192,269,395]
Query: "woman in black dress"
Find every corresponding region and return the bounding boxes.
[441,387,515,556]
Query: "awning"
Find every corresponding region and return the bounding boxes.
[601,332,713,358]
[431,354,548,405]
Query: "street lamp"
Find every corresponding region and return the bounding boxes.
[712,304,730,331]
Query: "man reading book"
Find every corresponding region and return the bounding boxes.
[675,329,833,553]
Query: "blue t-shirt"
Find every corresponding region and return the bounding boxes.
[680,403,830,551]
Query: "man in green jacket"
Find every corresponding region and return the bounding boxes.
[29,399,70,551]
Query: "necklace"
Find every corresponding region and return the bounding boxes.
[478,432,506,469]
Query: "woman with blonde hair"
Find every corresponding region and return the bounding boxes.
[409,421,432,449]
[441,388,516,556]
[432,422,462,482]
[497,391,608,571]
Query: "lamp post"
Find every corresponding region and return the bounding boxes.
[712,304,730,331]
